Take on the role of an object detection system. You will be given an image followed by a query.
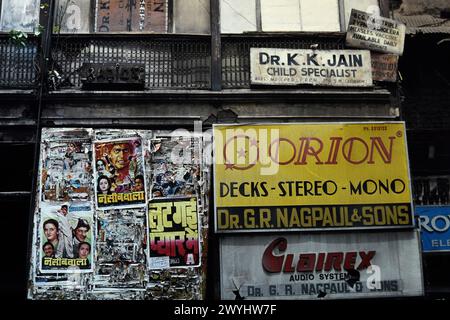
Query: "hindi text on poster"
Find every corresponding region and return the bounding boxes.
[148,197,200,268]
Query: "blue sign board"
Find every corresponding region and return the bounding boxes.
[416,206,450,252]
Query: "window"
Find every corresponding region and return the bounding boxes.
[173,0,210,34]
[221,0,257,33]
[96,0,167,32]
[0,0,40,32]
[343,0,380,28]
[53,0,210,34]
[261,0,340,32]
[54,0,92,33]
[220,0,380,33]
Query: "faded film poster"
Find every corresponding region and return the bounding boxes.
[95,208,147,289]
[40,138,92,202]
[150,134,201,199]
[96,208,147,264]
[94,137,147,209]
[39,202,94,273]
[148,197,200,268]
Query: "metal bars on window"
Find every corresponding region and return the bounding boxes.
[49,35,211,89]
[0,35,38,88]
[221,35,346,88]
[413,176,450,206]
[1,33,350,90]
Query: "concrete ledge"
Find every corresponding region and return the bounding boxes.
[46,88,392,103]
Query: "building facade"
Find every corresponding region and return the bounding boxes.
[0,0,445,300]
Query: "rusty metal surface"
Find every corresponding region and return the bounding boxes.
[371,52,398,82]
[49,35,211,89]
[395,14,450,35]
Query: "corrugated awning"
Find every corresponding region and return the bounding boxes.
[394,14,450,34]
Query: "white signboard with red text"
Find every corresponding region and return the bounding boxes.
[220,231,423,300]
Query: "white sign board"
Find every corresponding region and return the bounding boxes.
[220,231,423,300]
[346,9,406,55]
[250,48,373,87]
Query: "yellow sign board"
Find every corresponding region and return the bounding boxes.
[213,122,413,232]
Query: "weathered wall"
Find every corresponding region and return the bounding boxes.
[39,97,397,127]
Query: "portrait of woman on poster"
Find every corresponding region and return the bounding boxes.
[43,219,59,251]
[96,159,108,176]
[97,175,112,195]
[77,241,91,269]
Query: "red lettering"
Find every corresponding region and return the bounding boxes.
[223,135,257,170]
[284,254,295,272]
[262,237,287,273]
[368,136,394,164]
[343,252,357,270]
[295,137,324,165]
[269,138,296,165]
[324,252,344,271]
[324,137,342,164]
[223,134,396,170]
[315,252,326,271]
[261,238,376,274]
[343,137,369,164]
[357,251,376,270]
[297,253,316,272]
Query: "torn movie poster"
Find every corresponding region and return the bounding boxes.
[94,263,147,289]
[148,197,200,269]
[40,136,93,202]
[96,208,147,264]
[150,134,202,199]
[39,202,94,273]
[94,137,147,209]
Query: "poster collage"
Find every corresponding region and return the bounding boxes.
[29,128,209,300]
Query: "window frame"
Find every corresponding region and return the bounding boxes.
[0,0,41,33]
[221,0,385,34]
[52,0,211,35]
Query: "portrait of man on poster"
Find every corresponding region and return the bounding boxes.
[94,138,146,208]
[104,141,137,191]
[72,218,91,258]
[55,204,74,258]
